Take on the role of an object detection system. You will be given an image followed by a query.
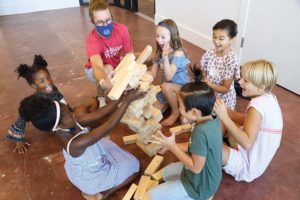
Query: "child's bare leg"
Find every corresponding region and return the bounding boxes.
[153,100,168,113]
[82,192,103,200]
[161,83,181,126]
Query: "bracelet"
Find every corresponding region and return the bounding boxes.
[99,79,105,89]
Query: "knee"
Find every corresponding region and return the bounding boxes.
[161,82,171,93]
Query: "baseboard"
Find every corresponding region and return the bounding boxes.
[0,0,79,16]
[154,14,213,51]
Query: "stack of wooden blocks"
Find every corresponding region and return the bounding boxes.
[122,155,164,200]
[107,45,163,157]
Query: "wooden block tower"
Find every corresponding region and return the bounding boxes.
[108,45,163,157]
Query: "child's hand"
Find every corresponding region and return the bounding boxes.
[213,98,229,121]
[124,88,146,103]
[157,146,168,154]
[162,43,170,59]
[14,141,31,154]
[151,130,176,150]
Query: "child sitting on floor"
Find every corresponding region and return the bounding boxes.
[214,59,283,182]
[150,19,190,126]
[6,55,99,153]
[18,88,145,200]
[150,69,222,200]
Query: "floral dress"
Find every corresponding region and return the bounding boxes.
[201,49,240,109]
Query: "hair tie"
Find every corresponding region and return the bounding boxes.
[158,21,170,31]
[52,101,60,132]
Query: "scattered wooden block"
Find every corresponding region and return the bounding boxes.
[123,134,139,145]
[144,155,164,176]
[136,45,152,64]
[151,169,163,182]
[134,175,151,200]
[136,140,162,157]
[169,124,192,135]
[122,183,138,200]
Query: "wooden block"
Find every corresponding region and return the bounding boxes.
[146,180,159,191]
[108,70,133,100]
[114,53,136,74]
[144,155,164,176]
[112,60,136,85]
[127,107,144,118]
[155,85,161,93]
[140,73,154,83]
[150,107,163,122]
[123,134,139,145]
[169,124,192,135]
[128,64,147,87]
[121,113,145,128]
[142,192,150,200]
[134,175,151,200]
[151,169,163,182]
[143,104,153,119]
[129,98,146,111]
[122,183,138,200]
[136,141,158,157]
[139,81,150,92]
[136,45,152,64]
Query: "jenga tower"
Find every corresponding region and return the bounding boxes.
[109,45,163,156]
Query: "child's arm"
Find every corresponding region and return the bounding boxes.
[152,131,206,174]
[162,45,180,81]
[177,142,189,152]
[205,79,233,94]
[227,108,246,126]
[74,99,121,127]
[7,116,31,153]
[68,89,145,157]
[214,99,261,150]
[150,62,159,79]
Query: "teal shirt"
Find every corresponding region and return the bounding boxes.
[181,118,222,200]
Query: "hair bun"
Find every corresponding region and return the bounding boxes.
[191,64,203,82]
[33,55,48,67]
[15,64,29,78]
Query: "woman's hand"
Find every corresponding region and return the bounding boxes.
[213,98,229,121]
[151,130,176,150]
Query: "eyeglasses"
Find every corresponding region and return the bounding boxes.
[94,18,113,26]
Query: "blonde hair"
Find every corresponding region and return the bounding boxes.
[241,59,277,92]
[89,0,110,23]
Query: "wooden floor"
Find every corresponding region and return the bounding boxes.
[0,6,299,200]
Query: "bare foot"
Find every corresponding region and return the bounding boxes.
[82,192,103,200]
[161,112,180,126]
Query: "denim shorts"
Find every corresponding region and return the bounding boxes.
[85,68,96,83]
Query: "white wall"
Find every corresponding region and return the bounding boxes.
[0,0,79,16]
[155,0,246,52]
[155,0,300,94]
[240,0,300,94]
